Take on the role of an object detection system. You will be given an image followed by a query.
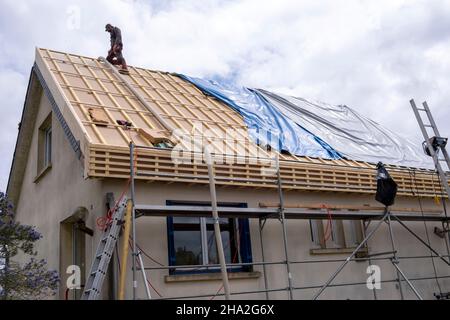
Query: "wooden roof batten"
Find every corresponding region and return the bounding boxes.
[36,48,449,198]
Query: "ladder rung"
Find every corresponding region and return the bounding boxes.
[83,288,98,295]
[424,125,433,128]
[417,108,427,111]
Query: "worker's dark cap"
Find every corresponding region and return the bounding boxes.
[105,23,113,31]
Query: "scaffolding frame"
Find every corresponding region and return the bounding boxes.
[127,143,450,300]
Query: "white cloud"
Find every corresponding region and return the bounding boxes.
[0,0,449,190]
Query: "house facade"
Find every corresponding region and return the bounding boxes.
[6,48,450,300]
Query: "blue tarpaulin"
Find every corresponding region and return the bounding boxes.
[178,74,341,160]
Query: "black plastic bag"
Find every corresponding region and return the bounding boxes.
[375,162,397,206]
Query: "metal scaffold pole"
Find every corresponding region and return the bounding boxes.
[386,210,405,299]
[258,218,270,300]
[130,142,137,300]
[362,220,378,300]
[392,214,450,266]
[276,155,294,300]
[390,259,423,300]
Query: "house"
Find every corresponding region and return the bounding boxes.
[6,48,450,300]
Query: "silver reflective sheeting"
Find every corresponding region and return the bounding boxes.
[257,89,432,169]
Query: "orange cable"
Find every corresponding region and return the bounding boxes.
[321,204,333,243]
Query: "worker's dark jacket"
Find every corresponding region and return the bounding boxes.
[110,27,123,47]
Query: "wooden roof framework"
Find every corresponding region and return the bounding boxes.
[35,48,448,198]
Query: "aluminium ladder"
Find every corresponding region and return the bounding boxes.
[410,100,450,199]
[81,198,128,300]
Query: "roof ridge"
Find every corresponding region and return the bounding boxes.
[39,47,174,76]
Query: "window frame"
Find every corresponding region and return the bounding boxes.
[43,126,52,168]
[36,113,53,180]
[71,222,86,300]
[310,218,363,250]
[166,201,252,275]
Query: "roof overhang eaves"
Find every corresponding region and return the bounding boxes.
[6,68,42,207]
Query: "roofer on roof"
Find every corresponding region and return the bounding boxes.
[105,23,129,74]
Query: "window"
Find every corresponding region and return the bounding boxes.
[37,114,52,175]
[310,219,363,250]
[166,201,252,274]
[44,127,52,168]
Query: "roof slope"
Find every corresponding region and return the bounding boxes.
[37,48,262,155]
[7,48,445,200]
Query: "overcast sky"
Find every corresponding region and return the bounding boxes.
[1,0,449,191]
